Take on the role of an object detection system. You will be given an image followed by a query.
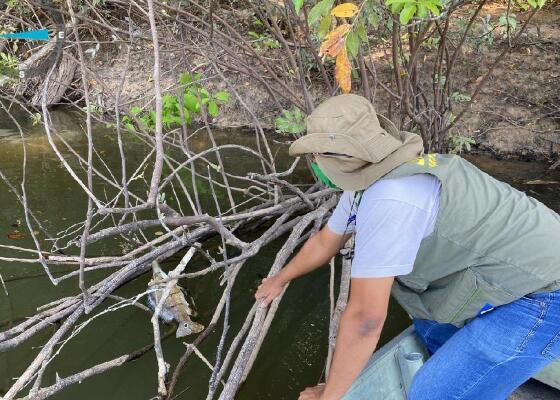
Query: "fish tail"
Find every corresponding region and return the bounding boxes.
[190,321,205,333]
[151,260,163,274]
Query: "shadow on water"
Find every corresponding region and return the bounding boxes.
[0,109,558,399]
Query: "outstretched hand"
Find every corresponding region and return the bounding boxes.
[254,274,286,308]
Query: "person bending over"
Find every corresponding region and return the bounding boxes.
[255,94,560,400]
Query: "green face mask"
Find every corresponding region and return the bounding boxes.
[311,162,339,189]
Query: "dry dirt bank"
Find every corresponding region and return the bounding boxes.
[89,1,559,162]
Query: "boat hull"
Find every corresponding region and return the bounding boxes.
[343,326,560,399]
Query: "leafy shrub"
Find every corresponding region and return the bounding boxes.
[449,134,475,154]
[275,108,306,135]
[126,72,230,132]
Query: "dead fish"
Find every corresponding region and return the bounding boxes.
[147,261,204,338]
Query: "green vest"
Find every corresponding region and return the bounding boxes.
[380,154,560,326]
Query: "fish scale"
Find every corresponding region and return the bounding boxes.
[147,261,204,337]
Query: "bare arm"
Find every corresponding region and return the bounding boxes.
[277,225,350,283]
[318,277,393,400]
[255,225,350,307]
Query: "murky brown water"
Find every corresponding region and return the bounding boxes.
[0,109,558,399]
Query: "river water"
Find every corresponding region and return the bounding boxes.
[0,109,558,399]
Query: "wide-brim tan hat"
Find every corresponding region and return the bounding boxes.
[289,94,424,191]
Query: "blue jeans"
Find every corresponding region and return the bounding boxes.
[408,289,560,400]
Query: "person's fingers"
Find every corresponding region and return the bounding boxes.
[299,384,324,399]
[260,294,271,308]
[254,287,266,300]
[298,387,314,400]
[256,282,284,305]
[260,296,269,308]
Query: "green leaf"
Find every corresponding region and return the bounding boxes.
[424,1,441,16]
[183,92,199,113]
[162,94,177,110]
[318,15,332,38]
[130,106,142,115]
[183,108,192,123]
[139,115,150,129]
[356,23,367,42]
[510,18,517,30]
[451,92,471,102]
[308,0,334,26]
[499,13,517,30]
[386,0,407,6]
[346,31,359,58]
[390,1,406,14]
[179,72,192,85]
[527,0,537,7]
[168,116,183,126]
[162,114,174,125]
[293,0,304,14]
[399,4,417,24]
[214,90,230,103]
[208,101,218,118]
[366,8,380,28]
[274,107,306,135]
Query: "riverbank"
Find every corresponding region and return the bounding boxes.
[86,1,559,162]
[3,1,559,162]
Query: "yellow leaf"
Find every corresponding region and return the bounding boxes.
[331,3,359,18]
[319,24,351,57]
[335,46,351,94]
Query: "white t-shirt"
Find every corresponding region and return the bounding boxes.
[327,174,441,278]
